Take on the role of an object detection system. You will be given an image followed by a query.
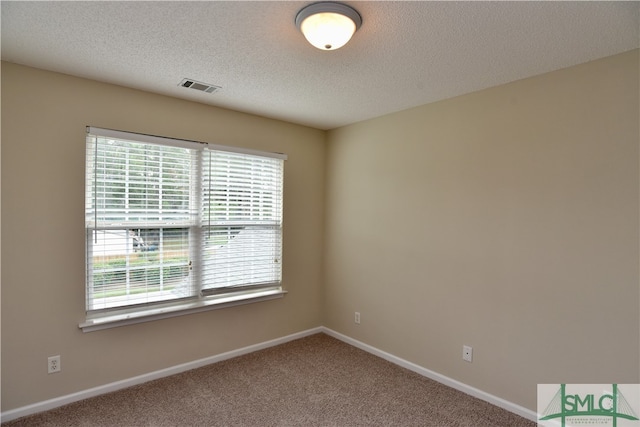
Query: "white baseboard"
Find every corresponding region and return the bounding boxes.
[2,326,537,423]
[0,327,323,423]
[321,327,538,422]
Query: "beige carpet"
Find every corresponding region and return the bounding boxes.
[3,333,535,426]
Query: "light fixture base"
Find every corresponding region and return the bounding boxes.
[295,2,362,31]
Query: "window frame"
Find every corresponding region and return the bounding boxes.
[80,127,287,332]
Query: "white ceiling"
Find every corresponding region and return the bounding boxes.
[1,1,638,130]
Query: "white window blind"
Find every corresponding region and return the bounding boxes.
[85,127,285,320]
[201,150,283,294]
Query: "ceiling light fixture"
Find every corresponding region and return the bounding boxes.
[295,2,362,51]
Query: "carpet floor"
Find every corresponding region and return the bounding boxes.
[3,333,535,426]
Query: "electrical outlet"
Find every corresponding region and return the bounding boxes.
[354,311,360,324]
[462,345,473,363]
[48,355,61,374]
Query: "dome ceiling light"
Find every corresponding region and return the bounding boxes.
[295,2,362,51]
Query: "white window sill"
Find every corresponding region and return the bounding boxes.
[79,289,287,332]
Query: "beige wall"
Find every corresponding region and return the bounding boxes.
[1,62,325,411]
[324,50,639,411]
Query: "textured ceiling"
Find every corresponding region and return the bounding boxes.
[1,1,638,130]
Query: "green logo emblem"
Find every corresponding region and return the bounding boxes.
[539,384,639,427]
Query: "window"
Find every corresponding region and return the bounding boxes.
[81,127,286,331]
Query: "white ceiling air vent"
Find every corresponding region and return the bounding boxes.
[179,78,221,94]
